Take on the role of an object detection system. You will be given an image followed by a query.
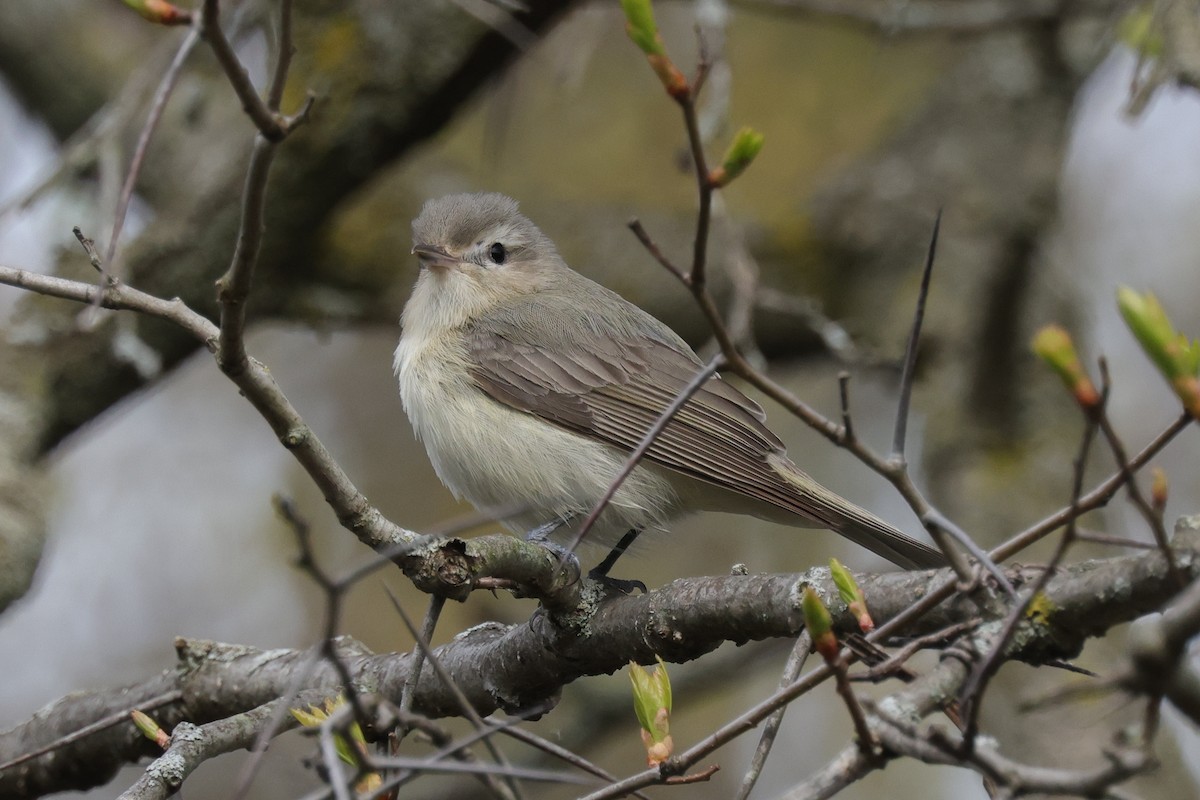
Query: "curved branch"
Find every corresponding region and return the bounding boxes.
[3,524,1195,798]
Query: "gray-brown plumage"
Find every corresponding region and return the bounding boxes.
[395,193,943,569]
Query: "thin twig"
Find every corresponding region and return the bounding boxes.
[276,497,372,731]
[735,632,812,800]
[361,754,594,786]
[837,371,855,444]
[627,218,687,281]
[385,589,522,800]
[0,264,417,554]
[992,413,1192,563]
[680,93,713,288]
[1095,412,1182,587]
[959,393,1103,747]
[922,510,1013,595]
[850,622,978,683]
[266,0,294,111]
[891,209,940,461]
[0,691,182,773]
[318,719,354,800]
[375,704,561,797]
[561,353,725,558]
[491,724,653,800]
[200,0,286,140]
[398,595,446,731]
[831,660,878,758]
[100,25,201,292]
[215,135,278,374]
[1074,531,1158,550]
[882,209,994,582]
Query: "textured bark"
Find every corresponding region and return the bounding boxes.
[1,524,1194,798]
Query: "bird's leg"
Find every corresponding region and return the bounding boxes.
[587,528,646,593]
[591,527,642,576]
[526,520,646,593]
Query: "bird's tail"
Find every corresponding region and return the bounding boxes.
[827,498,945,570]
[769,455,945,570]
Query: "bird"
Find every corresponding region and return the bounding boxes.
[394,192,943,572]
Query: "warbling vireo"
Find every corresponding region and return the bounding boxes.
[395,193,942,570]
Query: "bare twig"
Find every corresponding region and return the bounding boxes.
[490,723,652,799]
[561,352,725,558]
[200,0,287,140]
[992,413,1192,562]
[959,391,1102,749]
[0,690,181,774]
[100,25,201,288]
[399,595,445,726]
[362,754,594,786]
[385,589,523,800]
[923,510,1013,594]
[215,134,278,373]
[738,0,1066,33]
[627,218,687,281]
[1096,413,1183,586]
[832,659,878,759]
[891,209,939,461]
[372,704,563,798]
[1074,531,1158,549]
[204,2,312,378]
[275,496,377,753]
[317,717,354,800]
[0,262,416,554]
[266,0,294,111]
[836,371,855,444]
[734,632,812,800]
[117,696,324,800]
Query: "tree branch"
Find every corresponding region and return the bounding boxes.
[4,523,1195,797]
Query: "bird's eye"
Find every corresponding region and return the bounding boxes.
[488,242,507,264]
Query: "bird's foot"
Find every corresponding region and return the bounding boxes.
[586,568,647,595]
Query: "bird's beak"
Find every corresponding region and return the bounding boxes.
[412,243,458,271]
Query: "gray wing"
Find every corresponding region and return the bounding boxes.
[463,306,843,528]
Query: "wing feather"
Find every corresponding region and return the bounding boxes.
[462,292,944,568]
[465,317,813,520]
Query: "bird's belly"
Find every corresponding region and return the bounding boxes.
[397,346,680,541]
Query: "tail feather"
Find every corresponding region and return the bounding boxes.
[771,456,945,570]
[831,505,945,570]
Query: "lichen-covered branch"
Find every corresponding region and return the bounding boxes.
[2,524,1195,798]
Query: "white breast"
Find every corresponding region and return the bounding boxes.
[394,302,681,544]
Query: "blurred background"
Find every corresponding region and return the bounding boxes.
[0,0,1198,797]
